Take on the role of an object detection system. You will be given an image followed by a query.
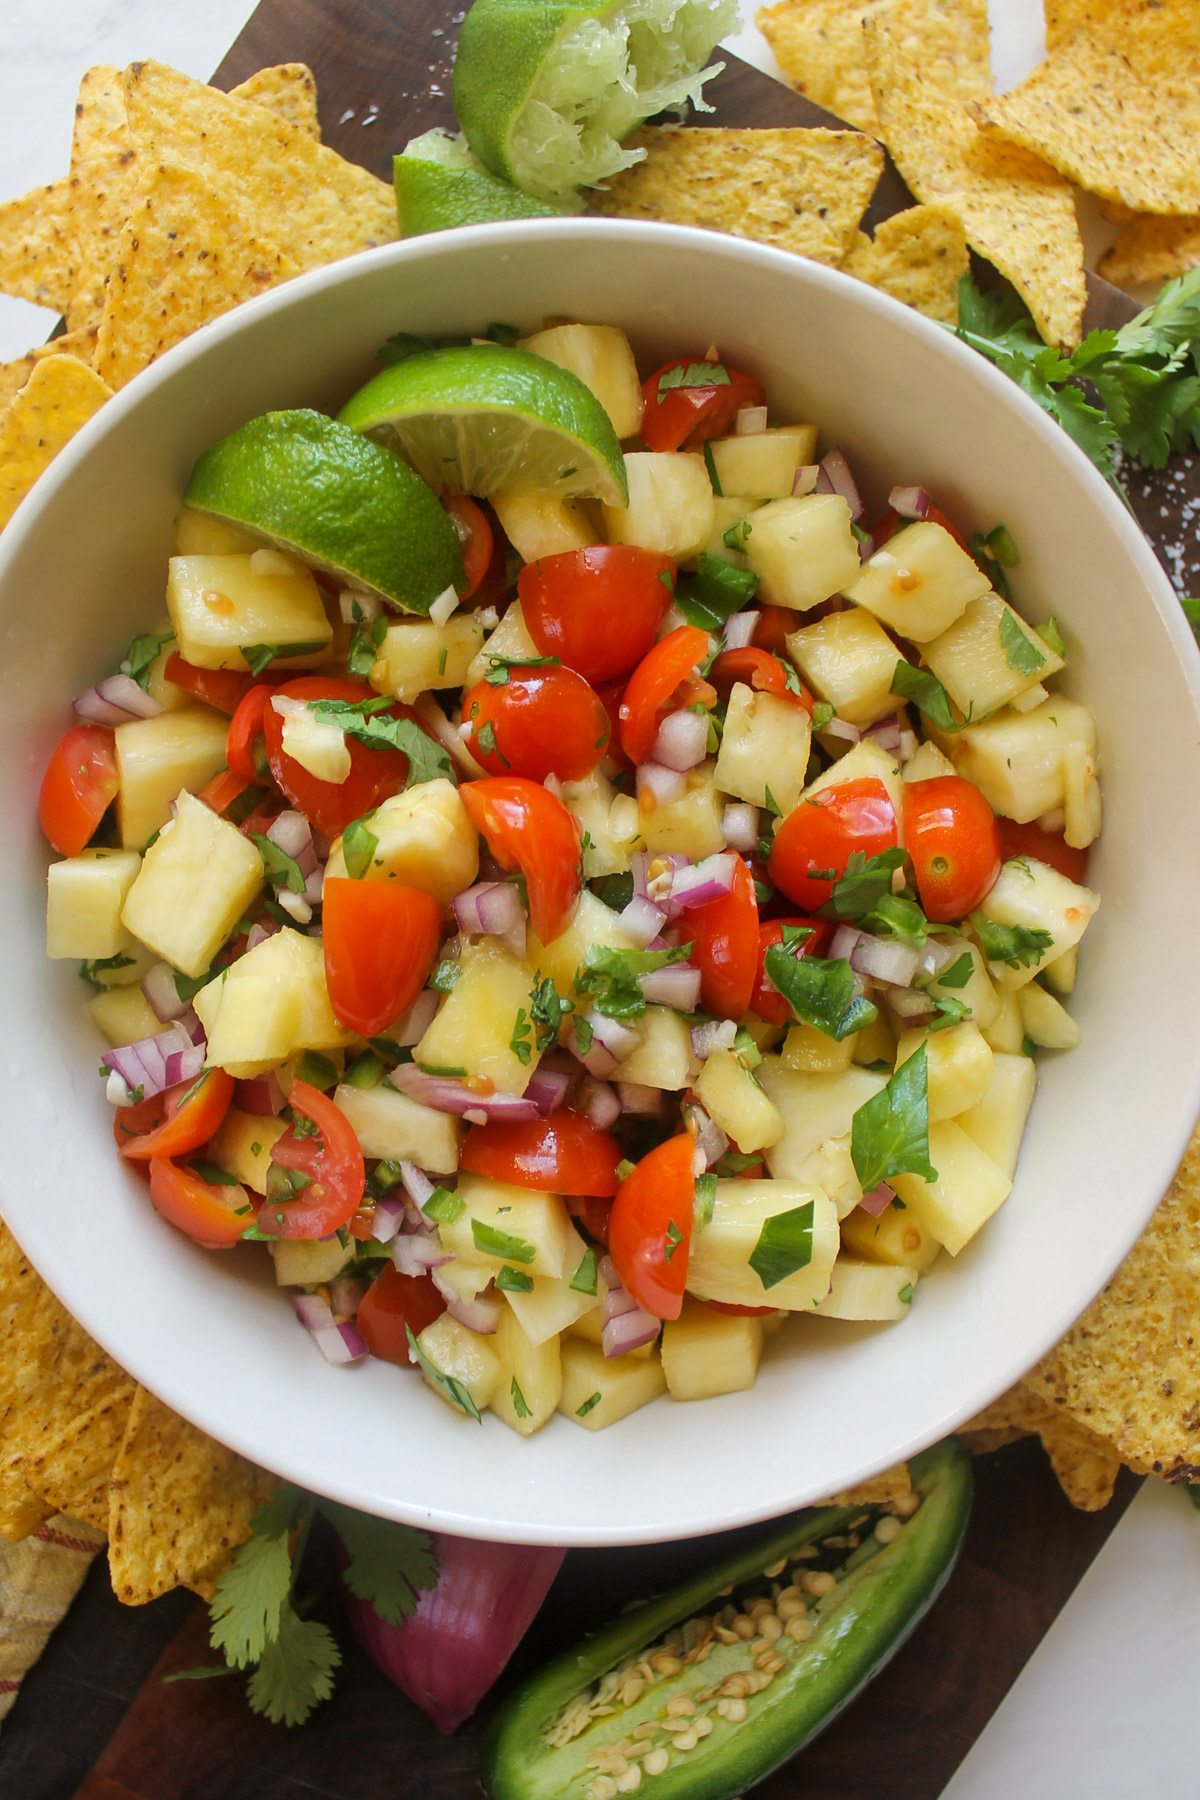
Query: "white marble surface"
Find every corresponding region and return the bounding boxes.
[0,2,1192,1791]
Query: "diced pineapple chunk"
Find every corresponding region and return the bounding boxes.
[602,452,715,561]
[1017,981,1080,1050]
[86,983,162,1047]
[955,1051,1037,1179]
[558,1337,666,1431]
[369,615,484,704]
[141,643,193,714]
[980,978,1024,1053]
[661,1298,764,1401]
[741,494,860,611]
[902,740,956,783]
[81,941,157,988]
[694,1048,783,1152]
[948,697,1099,844]
[704,495,763,565]
[415,938,541,1096]
[782,1022,857,1073]
[464,601,539,688]
[787,608,903,728]
[194,928,353,1077]
[47,848,142,960]
[975,856,1099,987]
[713,683,811,814]
[614,1006,699,1092]
[114,706,230,848]
[813,1258,918,1321]
[891,1120,1011,1255]
[501,1226,599,1346]
[490,488,601,561]
[561,769,629,878]
[802,736,905,838]
[166,553,332,670]
[437,1174,573,1280]
[895,1021,993,1121]
[206,1108,288,1191]
[791,1133,862,1219]
[921,591,1064,716]
[923,938,999,1031]
[434,1259,494,1303]
[332,1081,462,1172]
[1041,945,1076,995]
[707,426,818,500]
[490,1307,562,1436]
[640,764,726,860]
[273,699,350,783]
[527,889,634,998]
[325,779,478,905]
[414,1314,501,1416]
[687,1178,839,1309]
[757,1061,887,1181]
[841,1197,942,1272]
[174,505,257,555]
[517,323,644,438]
[846,521,991,642]
[270,1237,352,1287]
[851,1011,895,1068]
[121,791,262,977]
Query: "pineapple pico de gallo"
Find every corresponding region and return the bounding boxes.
[40,320,1101,1436]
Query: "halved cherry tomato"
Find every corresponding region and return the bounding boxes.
[750,915,832,1027]
[356,1264,446,1364]
[148,1155,250,1249]
[751,604,798,657]
[709,646,813,715]
[115,1069,235,1162]
[639,359,767,453]
[262,677,431,838]
[768,777,900,913]
[459,1109,621,1196]
[997,815,1089,886]
[595,678,633,774]
[570,1195,614,1245]
[608,1133,695,1321]
[225,684,277,782]
[701,1298,777,1317]
[322,878,441,1038]
[198,766,252,817]
[619,625,710,765]
[38,724,119,856]
[903,776,1001,923]
[444,493,493,601]
[461,665,610,781]
[257,1080,365,1239]
[460,776,581,944]
[164,651,257,715]
[688,857,760,1019]
[519,547,676,683]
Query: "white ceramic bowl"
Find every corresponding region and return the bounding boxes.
[3,221,1200,1545]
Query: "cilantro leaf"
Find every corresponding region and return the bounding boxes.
[346,614,387,678]
[924,994,972,1031]
[405,1324,482,1422]
[241,640,328,677]
[510,1377,531,1419]
[79,952,136,985]
[484,654,560,686]
[208,1487,301,1668]
[530,973,571,1048]
[510,1007,533,1065]
[576,942,694,1020]
[763,944,878,1041]
[496,1264,534,1292]
[972,915,1054,968]
[999,611,1046,677]
[868,893,928,949]
[674,552,758,632]
[173,958,222,1005]
[890,660,961,732]
[570,1245,598,1294]
[693,1171,717,1228]
[251,832,307,895]
[851,1044,937,1193]
[245,1602,341,1727]
[124,628,174,690]
[316,1500,437,1626]
[934,950,974,989]
[749,1201,814,1289]
[310,701,454,786]
[472,1220,536,1263]
[341,814,379,879]
[422,1186,464,1224]
[658,360,729,396]
[827,847,909,921]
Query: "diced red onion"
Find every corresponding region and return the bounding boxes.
[303,864,325,907]
[100,1021,204,1103]
[617,1081,665,1116]
[821,716,861,744]
[722,610,757,650]
[690,1018,737,1060]
[392,1233,453,1276]
[578,1075,621,1130]
[141,960,190,1023]
[602,1308,661,1358]
[638,962,702,1011]
[920,938,964,979]
[670,852,738,909]
[432,1270,502,1334]
[815,447,864,522]
[388,1062,539,1122]
[889,485,930,520]
[720,803,757,854]
[857,1181,896,1218]
[631,850,688,909]
[829,925,864,964]
[650,707,709,772]
[246,918,281,952]
[330,1275,367,1318]
[393,988,441,1048]
[850,935,921,988]
[683,1098,728,1168]
[371,1193,407,1243]
[73,672,164,726]
[617,895,666,949]
[266,809,315,867]
[236,1070,286,1116]
[399,1162,436,1209]
[569,1009,641,1079]
[792,465,820,497]
[599,1253,620,1290]
[73,689,134,726]
[735,405,767,436]
[692,1143,708,1178]
[882,983,937,1020]
[524,1059,572,1116]
[276,888,313,925]
[453,880,526,957]
[636,760,687,809]
[293,1293,367,1366]
[601,1280,637,1323]
[866,716,903,752]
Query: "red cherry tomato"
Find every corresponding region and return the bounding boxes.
[257,1080,366,1239]
[903,776,1002,923]
[38,724,119,856]
[114,1069,235,1162]
[570,1195,614,1246]
[262,677,431,838]
[459,776,581,944]
[750,916,833,1027]
[595,678,633,774]
[444,493,494,601]
[701,1298,777,1317]
[519,547,676,683]
[148,1155,250,1249]
[639,359,767,453]
[768,777,900,913]
[997,815,1089,886]
[608,1133,695,1321]
[356,1264,446,1364]
[459,1109,621,1196]
[198,766,252,817]
[225,684,277,782]
[619,625,710,765]
[461,666,610,781]
[751,604,798,657]
[164,651,257,715]
[708,646,813,716]
[687,857,760,1020]
[873,503,970,555]
[322,878,442,1038]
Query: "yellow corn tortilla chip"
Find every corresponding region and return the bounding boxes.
[0,325,99,418]
[972,0,1200,216]
[0,1464,52,1542]
[841,201,968,323]
[757,0,991,137]
[122,61,396,277]
[230,63,322,140]
[71,64,128,167]
[592,126,884,267]
[821,1461,911,1507]
[960,1385,1121,1511]
[0,354,112,530]
[107,1386,277,1605]
[1099,213,1200,288]
[23,1384,136,1532]
[0,179,75,314]
[93,162,299,391]
[1025,1119,1200,1484]
[864,20,1085,349]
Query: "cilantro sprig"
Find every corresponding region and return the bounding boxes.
[575,942,695,1021]
[309,697,454,786]
[851,1044,937,1193]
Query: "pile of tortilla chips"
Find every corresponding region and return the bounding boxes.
[0,58,396,531]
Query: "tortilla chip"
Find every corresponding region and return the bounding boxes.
[0,324,99,417]
[93,162,299,390]
[107,1386,277,1605]
[0,179,76,313]
[592,126,884,267]
[1099,213,1200,288]
[972,0,1200,215]
[230,63,321,141]
[757,0,991,137]
[23,1384,136,1531]
[0,354,112,529]
[960,1386,1120,1510]
[1025,1119,1200,1484]
[72,64,128,167]
[864,20,1085,348]
[122,61,396,276]
[841,201,968,323]
[821,1461,911,1507]
[0,1464,52,1542]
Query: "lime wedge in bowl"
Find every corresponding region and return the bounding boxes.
[452,0,739,207]
[183,410,465,614]
[395,129,565,233]
[338,345,628,504]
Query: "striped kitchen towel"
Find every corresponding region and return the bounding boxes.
[0,1514,105,1726]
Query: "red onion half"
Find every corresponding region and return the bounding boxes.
[815,447,864,521]
[453,880,526,957]
[889,484,931,520]
[73,672,164,725]
[670,851,738,909]
[101,1021,205,1103]
[293,1293,367,1365]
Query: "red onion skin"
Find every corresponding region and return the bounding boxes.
[340,1533,565,1733]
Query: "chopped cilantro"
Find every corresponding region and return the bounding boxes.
[935,951,974,989]
[309,699,454,786]
[475,718,507,763]
[658,360,729,397]
[496,1264,534,1292]
[341,814,379,879]
[763,944,878,1041]
[999,610,1046,676]
[123,627,175,689]
[429,957,461,994]
[569,1246,598,1295]
[187,1159,239,1185]
[241,640,327,677]
[664,1219,684,1262]
[422,1186,465,1224]
[472,1220,536,1263]
[972,915,1054,968]
[484,653,560,686]
[405,1324,482,1422]
[924,993,972,1031]
[294,1051,338,1092]
[749,1202,815,1289]
[510,1376,531,1418]
[510,1007,533,1065]
[674,552,758,632]
[1021,1034,1039,1060]
[897,1282,914,1305]
[1040,615,1066,658]
[79,952,135,985]
[703,438,723,496]
[850,1044,937,1193]
[529,973,571,1049]
[576,942,694,1021]
[693,1171,718,1229]
[827,847,909,921]
[890,660,962,733]
[575,1391,603,1418]
[173,957,221,1004]
[346,614,388,678]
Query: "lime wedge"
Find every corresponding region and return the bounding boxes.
[395,153,564,235]
[338,345,628,505]
[452,0,738,207]
[183,410,465,615]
